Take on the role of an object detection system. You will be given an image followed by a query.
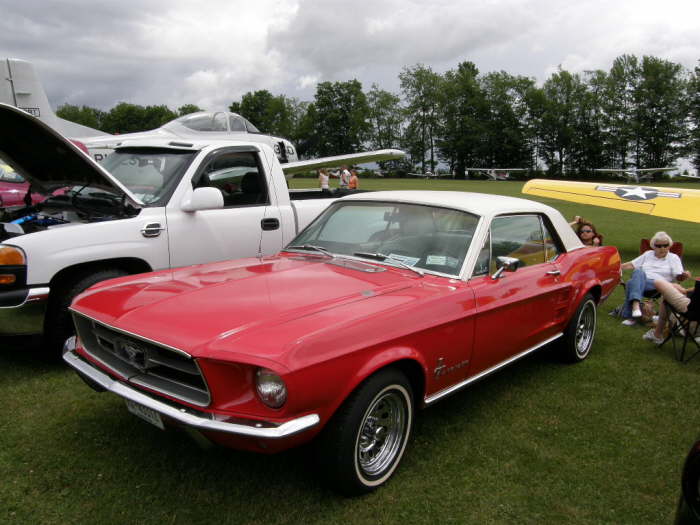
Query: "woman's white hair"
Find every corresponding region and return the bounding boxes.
[650,231,672,248]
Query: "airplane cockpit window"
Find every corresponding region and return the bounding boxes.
[171,112,228,132]
[229,115,247,132]
[241,117,260,133]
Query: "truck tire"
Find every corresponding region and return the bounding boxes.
[44,268,128,358]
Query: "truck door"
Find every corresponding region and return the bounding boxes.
[165,149,283,268]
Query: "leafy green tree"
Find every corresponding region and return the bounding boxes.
[101,103,177,134]
[536,69,592,176]
[230,90,298,138]
[435,62,486,178]
[400,64,442,173]
[600,55,640,168]
[101,103,147,134]
[141,105,178,130]
[688,64,700,172]
[308,80,370,156]
[366,84,403,151]
[292,101,319,159]
[633,56,688,168]
[479,72,535,170]
[177,104,203,116]
[56,104,106,131]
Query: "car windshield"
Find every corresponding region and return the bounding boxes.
[289,201,479,276]
[100,148,196,205]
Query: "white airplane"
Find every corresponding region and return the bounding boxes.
[0,58,297,164]
[594,167,676,183]
[466,168,526,181]
[407,171,440,179]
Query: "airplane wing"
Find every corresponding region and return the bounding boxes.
[636,167,676,172]
[281,149,404,175]
[522,179,700,223]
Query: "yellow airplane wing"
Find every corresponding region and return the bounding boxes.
[522,179,700,223]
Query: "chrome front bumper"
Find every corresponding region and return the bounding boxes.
[0,287,49,335]
[63,347,320,439]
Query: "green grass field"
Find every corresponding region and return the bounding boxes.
[2,179,699,524]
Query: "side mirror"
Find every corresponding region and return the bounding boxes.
[181,187,224,212]
[491,256,520,280]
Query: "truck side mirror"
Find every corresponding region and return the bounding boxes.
[181,187,224,212]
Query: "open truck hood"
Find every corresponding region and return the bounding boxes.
[0,103,143,207]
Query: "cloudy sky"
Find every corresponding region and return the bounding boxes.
[1,0,698,112]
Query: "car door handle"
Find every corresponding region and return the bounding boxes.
[546,269,561,276]
[261,218,280,231]
[141,222,165,237]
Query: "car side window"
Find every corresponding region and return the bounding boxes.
[194,152,268,207]
[474,231,491,276]
[541,217,561,262]
[489,215,546,273]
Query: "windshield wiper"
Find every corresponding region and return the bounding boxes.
[287,244,334,258]
[353,252,424,277]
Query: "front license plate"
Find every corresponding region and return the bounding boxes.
[125,399,164,430]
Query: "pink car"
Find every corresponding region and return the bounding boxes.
[0,163,48,207]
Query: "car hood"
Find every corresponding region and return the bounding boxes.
[72,254,448,364]
[0,103,142,206]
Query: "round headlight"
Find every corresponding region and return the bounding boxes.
[0,245,26,265]
[255,368,287,409]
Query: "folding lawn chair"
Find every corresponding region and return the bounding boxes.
[660,280,700,364]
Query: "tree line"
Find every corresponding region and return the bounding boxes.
[57,54,700,178]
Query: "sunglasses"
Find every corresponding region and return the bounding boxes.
[654,244,669,248]
[580,229,593,233]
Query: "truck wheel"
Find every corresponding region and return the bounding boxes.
[44,268,128,358]
[560,293,597,363]
[318,368,413,495]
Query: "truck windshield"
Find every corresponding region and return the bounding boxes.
[101,148,196,205]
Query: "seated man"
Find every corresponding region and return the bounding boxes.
[620,231,690,326]
[642,279,699,345]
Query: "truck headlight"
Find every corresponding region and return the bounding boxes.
[0,245,26,265]
[255,368,287,409]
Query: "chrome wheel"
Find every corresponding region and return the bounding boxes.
[319,369,413,495]
[575,300,596,358]
[354,384,411,482]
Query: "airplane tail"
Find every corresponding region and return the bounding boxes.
[1,58,107,137]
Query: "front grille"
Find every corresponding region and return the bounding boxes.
[72,312,211,406]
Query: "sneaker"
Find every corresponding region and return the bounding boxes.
[632,305,642,318]
[643,329,664,345]
[652,315,659,323]
[622,319,636,326]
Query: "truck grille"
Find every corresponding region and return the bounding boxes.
[72,312,211,406]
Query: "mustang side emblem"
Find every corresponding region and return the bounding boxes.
[595,185,681,201]
[434,357,469,378]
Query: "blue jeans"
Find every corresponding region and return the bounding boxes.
[623,268,656,318]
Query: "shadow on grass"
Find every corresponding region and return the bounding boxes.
[0,335,66,376]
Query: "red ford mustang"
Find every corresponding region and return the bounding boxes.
[64,191,621,494]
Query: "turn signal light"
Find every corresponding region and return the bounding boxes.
[0,274,16,284]
[0,246,26,265]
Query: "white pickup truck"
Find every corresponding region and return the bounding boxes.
[0,104,402,354]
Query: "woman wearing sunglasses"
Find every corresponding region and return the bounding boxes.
[571,216,603,246]
[620,231,691,325]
